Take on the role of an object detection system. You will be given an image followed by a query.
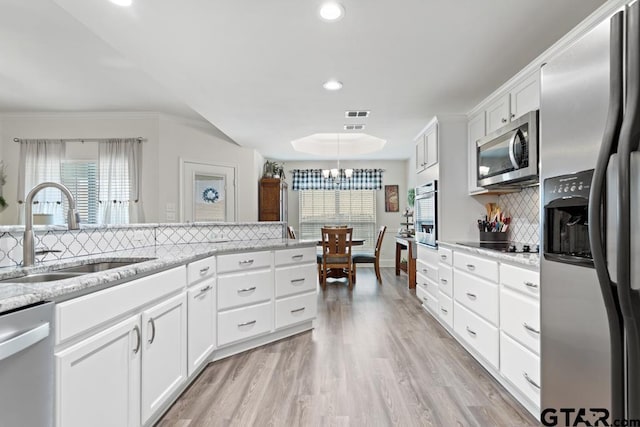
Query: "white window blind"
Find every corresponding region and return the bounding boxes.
[299,190,376,252]
[61,161,98,224]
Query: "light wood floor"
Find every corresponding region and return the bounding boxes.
[157,268,539,426]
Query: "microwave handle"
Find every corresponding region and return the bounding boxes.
[508,129,523,169]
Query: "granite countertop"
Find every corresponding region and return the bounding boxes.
[0,239,315,315]
[438,241,540,269]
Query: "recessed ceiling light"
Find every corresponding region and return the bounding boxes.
[323,80,343,91]
[109,0,132,7]
[319,2,345,21]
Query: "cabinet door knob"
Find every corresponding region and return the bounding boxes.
[510,113,516,119]
[501,118,507,123]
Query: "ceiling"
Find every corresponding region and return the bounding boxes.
[1,0,606,160]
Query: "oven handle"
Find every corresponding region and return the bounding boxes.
[508,129,523,169]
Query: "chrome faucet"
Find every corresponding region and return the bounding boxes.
[23,182,80,267]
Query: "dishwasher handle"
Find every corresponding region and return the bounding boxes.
[0,323,50,362]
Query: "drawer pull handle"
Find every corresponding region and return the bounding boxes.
[239,259,254,266]
[133,325,141,354]
[148,318,156,345]
[466,326,477,336]
[238,320,257,327]
[238,286,257,294]
[291,307,306,314]
[291,278,306,284]
[440,255,447,260]
[523,322,540,335]
[523,372,541,389]
[422,268,428,273]
[524,281,538,289]
[195,285,212,298]
[466,264,476,270]
[466,292,477,300]
[440,278,448,284]
[422,297,428,303]
[199,266,210,275]
[292,254,304,260]
[200,285,212,293]
[440,307,448,314]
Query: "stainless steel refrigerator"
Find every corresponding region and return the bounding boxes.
[540,1,640,422]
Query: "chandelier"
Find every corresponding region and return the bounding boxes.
[322,133,353,182]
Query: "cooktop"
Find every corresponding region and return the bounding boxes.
[455,241,540,254]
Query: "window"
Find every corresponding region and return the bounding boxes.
[299,189,376,252]
[61,161,99,224]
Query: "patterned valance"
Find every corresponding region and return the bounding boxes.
[291,169,383,190]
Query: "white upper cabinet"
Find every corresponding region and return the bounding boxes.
[467,111,486,194]
[415,122,438,173]
[510,72,540,121]
[415,137,426,173]
[485,94,511,134]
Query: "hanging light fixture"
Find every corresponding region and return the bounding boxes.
[322,134,353,184]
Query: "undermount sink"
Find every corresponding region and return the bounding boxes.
[0,258,156,283]
[56,258,156,274]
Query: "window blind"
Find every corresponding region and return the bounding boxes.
[61,161,99,224]
[299,190,376,252]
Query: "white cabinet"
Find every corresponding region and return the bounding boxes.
[500,333,541,407]
[454,302,499,368]
[415,122,438,172]
[467,111,487,194]
[485,94,510,134]
[141,293,187,424]
[56,315,141,427]
[187,277,215,377]
[510,72,540,121]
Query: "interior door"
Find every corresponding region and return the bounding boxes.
[181,160,236,222]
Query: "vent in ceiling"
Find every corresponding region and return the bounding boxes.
[344,124,365,131]
[345,110,370,118]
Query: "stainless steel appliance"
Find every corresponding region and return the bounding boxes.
[541,2,640,422]
[0,301,54,427]
[476,110,539,188]
[414,181,437,247]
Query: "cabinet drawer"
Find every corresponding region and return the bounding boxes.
[500,263,540,298]
[217,251,271,273]
[454,251,498,283]
[56,266,186,344]
[438,247,453,266]
[438,264,453,297]
[416,273,438,296]
[500,287,540,354]
[275,292,317,329]
[217,301,272,346]
[417,244,439,265]
[454,269,499,326]
[500,332,541,407]
[275,247,316,267]
[275,264,317,297]
[416,259,438,283]
[438,293,453,329]
[187,256,216,284]
[218,269,273,310]
[454,302,499,369]
[416,284,438,314]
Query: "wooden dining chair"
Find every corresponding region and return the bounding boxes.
[352,225,386,284]
[287,226,296,239]
[319,227,354,289]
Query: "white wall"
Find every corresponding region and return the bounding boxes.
[283,159,408,266]
[0,112,262,225]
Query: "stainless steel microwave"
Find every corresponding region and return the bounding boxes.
[476,110,539,188]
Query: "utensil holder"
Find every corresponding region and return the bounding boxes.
[479,231,508,242]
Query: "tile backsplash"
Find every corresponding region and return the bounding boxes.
[0,222,284,269]
[497,186,540,245]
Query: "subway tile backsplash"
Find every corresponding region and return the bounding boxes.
[497,186,540,246]
[0,222,284,268]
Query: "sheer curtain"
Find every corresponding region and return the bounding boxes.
[17,139,66,224]
[98,138,144,224]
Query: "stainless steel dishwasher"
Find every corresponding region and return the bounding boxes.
[0,301,54,427]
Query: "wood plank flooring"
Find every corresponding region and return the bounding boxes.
[157,268,539,426]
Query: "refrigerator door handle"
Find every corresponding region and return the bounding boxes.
[588,9,625,422]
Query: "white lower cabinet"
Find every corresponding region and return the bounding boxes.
[437,293,453,329]
[218,301,273,346]
[141,293,187,424]
[275,292,317,329]
[56,315,141,427]
[500,332,541,407]
[187,278,216,377]
[454,302,499,368]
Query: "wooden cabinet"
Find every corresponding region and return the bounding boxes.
[415,122,438,172]
[141,293,187,424]
[56,315,141,427]
[259,178,287,222]
[467,111,487,194]
[485,94,511,134]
